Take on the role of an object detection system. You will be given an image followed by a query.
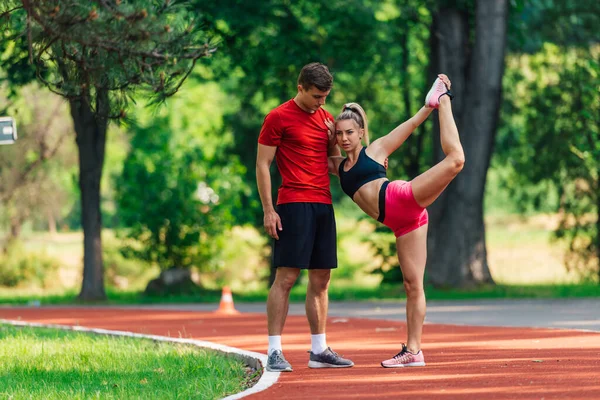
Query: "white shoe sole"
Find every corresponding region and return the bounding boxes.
[308,361,354,368]
[266,366,293,372]
[381,361,426,368]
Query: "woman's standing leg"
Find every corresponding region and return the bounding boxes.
[396,224,428,353]
[381,223,428,368]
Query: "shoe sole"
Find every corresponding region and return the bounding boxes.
[381,362,426,368]
[424,78,441,107]
[308,361,354,368]
[266,366,293,372]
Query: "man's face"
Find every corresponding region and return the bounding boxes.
[296,85,331,113]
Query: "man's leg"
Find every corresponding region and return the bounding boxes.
[267,267,301,337]
[305,268,353,368]
[305,204,353,368]
[266,267,300,372]
[306,269,330,354]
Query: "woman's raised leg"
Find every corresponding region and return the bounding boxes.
[411,96,464,208]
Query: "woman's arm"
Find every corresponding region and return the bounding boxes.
[368,106,433,160]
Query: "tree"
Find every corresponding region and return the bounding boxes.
[115,83,249,293]
[194,0,441,284]
[1,0,214,300]
[194,0,386,222]
[499,45,599,282]
[0,84,75,245]
[495,0,600,282]
[426,0,509,286]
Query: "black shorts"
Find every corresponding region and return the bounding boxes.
[273,202,337,270]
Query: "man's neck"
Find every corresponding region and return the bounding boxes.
[293,96,315,113]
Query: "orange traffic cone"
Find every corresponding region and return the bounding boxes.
[215,286,240,315]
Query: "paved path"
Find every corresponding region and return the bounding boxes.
[116,298,600,331]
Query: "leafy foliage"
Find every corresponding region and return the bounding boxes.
[0,83,77,240]
[1,0,218,300]
[115,112,247,271]
[0,240,60,287]
[0,0,215,113]
[498,44,599,281]
[508,0,600,52]
[192,1,436,284]
[194,0,434,223]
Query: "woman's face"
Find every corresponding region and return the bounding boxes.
[336,119,363,152]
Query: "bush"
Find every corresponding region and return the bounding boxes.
[0,241,60,288]
[115,117,248,274]
[102,235,157,290]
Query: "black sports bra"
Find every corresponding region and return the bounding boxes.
[339,147,387,198]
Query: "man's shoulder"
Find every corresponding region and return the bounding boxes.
[268,99,294,115]
[318,107,334,120]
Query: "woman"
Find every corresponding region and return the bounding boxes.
[326,75,464,367]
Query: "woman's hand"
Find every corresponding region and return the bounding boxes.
[438,73,451,90]
[324,118,336,147]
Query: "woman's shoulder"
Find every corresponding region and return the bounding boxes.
[365,143,387,166]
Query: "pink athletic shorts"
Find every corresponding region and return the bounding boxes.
[378,180,428,237]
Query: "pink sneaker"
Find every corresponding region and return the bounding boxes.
[381,344,426,368]
[424,77,450,108]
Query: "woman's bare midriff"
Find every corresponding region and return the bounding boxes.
[351,177,389,221]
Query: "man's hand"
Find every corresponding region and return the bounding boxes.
[264,209,283,240]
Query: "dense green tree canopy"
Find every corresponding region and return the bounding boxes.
[0,0,217,300]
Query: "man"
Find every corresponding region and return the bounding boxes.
[256,62,354,372]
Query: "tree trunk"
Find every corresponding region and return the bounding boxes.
[9,215,22,241]
[597,180,600,284]
[70,88,109,301]
[48,210,57,236]
[426,0,508,287]
[399,29,422,179]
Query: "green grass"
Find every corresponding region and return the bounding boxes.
[1,281,598,307]
[0,324,253,400]
[238,281,600,302]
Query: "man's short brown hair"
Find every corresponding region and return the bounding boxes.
[297,62,333,92]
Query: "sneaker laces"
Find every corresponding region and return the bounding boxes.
[311,347,346,360]
[392,344,415,362]
[328,347,341,357]
[270,351,286,363]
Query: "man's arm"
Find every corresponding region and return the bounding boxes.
[256,143,282,239]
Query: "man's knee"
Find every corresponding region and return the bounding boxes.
[308,269,331,292]
[273,268,301,292]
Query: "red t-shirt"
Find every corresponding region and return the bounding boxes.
[258,99,333,205]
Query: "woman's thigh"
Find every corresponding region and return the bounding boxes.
[396,224,428,284]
